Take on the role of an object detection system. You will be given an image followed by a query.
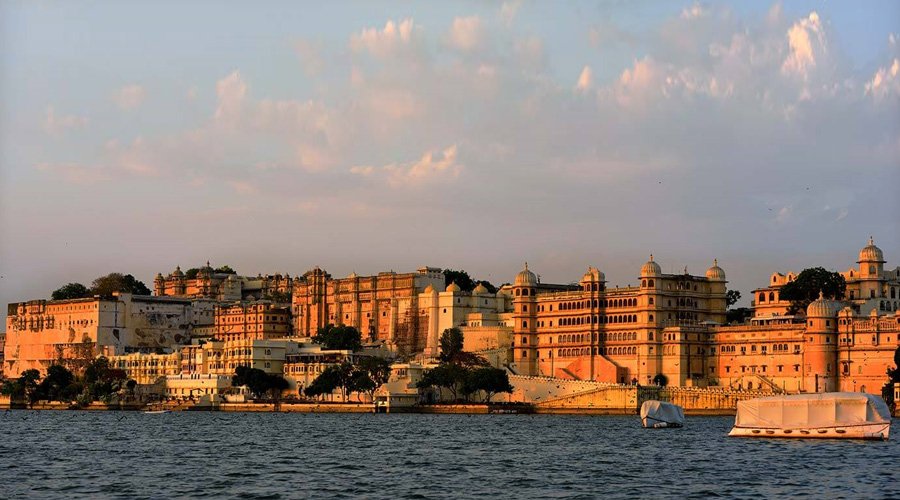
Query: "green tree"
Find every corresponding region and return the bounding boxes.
[652,373,669,387]
[778,267,847,315]
[265,290,292,303]
[90,273,151,298]
[20,369,42,406]
[882,346,900,409]
[184,268,201,279]
[51,283,91,301]
[439,328,464,363]
[232,366,287,399]
[214,265,237,274]
[83,357,128,402]
[417,364,467,401]
[726,307,752,324]
[464,367,514,402]
[355,356,392,401]
[313,325,362,351]
[36,364,77,402]
[304,365,343,398]
[725,290,741,308]
[442,269,497,294]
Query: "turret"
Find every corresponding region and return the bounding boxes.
[512,263,538,375]
[804,291,841,392]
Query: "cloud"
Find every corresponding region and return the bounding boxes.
[43,106,88,135]
[294,39,324,76]
[214,71,248,127]
[448,16,484,52]
[350,18,421,58]
[680,3,709,20]
[228,180,258,195]
[499,1,522,27]
[781,12,826,79]
[865,58,900,99]
[112,84,146,110]
[352,145,462,188]
[575,65,593,92]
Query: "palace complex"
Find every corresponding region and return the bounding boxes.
[2,238,898,400]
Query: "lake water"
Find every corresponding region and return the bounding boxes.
[0,411,897,498]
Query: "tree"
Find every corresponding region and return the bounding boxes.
[36,364,77,402]
[442,269,497,294]
[464,367,514,402]
[778,267,847,315]
[439,328,464,363]
[20,369,42,406]
[355,356,392,401]
[51,283,91,301]
[725,290,741,308]
[214,265,237,274]
[417,364,467,401]
[83,357,128,402]
[726,307,752,324]
[184,268,201,279]
[265,290,292,303]
[883,346,900,410]
[652,373,669,387]
[304,366,343,398]
[313,325,362,351]
[90,273,151,298]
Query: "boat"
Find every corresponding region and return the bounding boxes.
[728,392,891,440]
[640,400,685,428]
[143,410,171,414]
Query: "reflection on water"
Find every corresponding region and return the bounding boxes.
[0,411,896,498]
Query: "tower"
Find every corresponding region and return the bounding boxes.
[857,237,885,300]
[512,263,538,376]
[804,292,840,392]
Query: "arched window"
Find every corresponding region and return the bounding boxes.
[642,279,647,287]
[768,292,775,302]
[648,279,654,287]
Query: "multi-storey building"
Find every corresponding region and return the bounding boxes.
[153,263,293,302]
[752,237,900,319]
[110,351,181,385]
[213,301,292,342]
[292,266,445,353]
[4,293,213,376]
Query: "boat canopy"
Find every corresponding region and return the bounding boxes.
[734,392,891,429]
[640,400,685,426]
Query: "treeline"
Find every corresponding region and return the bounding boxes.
[52,273,152,300]
[303,325,392,401]
[1,357,135,407]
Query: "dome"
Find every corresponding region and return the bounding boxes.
[472,283,489,294]
[446,282,461,293]
[172,266,184,277]
[155,273,165,281]
[581,266,605,283]
[640,255,661,277]
[423,284,435,294]
[514,263,537,286]
[806,291,842,318]
[347,271,359,279]
[705,259,726,281]
[858,237,884,263]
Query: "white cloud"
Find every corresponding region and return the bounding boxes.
[112,84,146,110]
[575,65,593,92]
[43,106,88,135]
[352,145,463,188]
[865,58,900,99]
[499,1,522,27]
[680,3,709,20]
[214,71,247,127]
[448,16,484,52]
[350,18,420,58]
[781,12,826,79]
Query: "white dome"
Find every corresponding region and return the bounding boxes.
[806,291,842,318]
[514,263,537,286]
[858,237,884,263]
[472,283,489,294]
[705,259,726,281]
[446,282,461,293]
[640,255,661,277]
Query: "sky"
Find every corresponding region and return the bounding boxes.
[1,1,899,324]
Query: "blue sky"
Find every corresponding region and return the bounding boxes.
[1,1,898,321]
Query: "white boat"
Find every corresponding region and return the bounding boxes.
[143,410,171,414]
[640,400,685,428]
[729,392,891,440]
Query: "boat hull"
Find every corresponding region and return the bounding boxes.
[642,417,683,429]
[728,422,891,440]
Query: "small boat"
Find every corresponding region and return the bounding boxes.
[143,410,171,414]
[729,392,891,440]
[640,400,685,428]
